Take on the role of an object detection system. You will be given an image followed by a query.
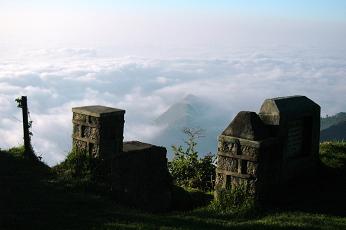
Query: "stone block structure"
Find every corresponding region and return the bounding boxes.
[215,96,320,203]
[259,96,320,181]
[112,141,172,212]
[72,105,125,158]
[72,105,172,212]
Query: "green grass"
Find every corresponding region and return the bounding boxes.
[320,141,346,169]
[0,143,346,230]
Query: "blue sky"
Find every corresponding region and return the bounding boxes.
[2,0,345,53]
[2,0,346,21]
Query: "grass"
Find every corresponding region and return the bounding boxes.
[0,142,346,230]
[320,141,346,169]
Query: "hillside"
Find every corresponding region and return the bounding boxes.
[151,95,228,158]
[155,95,205,127]
[1,143,346,229]
[320,121,346,141]
[321,112,346,130]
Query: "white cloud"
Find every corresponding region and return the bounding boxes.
[0,47,345,165]
[156,76,170,84]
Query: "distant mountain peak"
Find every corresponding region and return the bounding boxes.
[182,94,199,103]
[154,100,199,126]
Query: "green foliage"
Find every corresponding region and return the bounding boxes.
[7,145,26,157]
[168,128,216,191]
[55,148,92,179]
[15,97,23,108]
[7,145,42,163]
[210,184,255,216]
[53,148,109,192]
[320,141,346,169]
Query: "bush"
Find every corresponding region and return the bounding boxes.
[210,184,255,215]
[53,148,110,192]
[168,128,216,191]
[319,141,346,169]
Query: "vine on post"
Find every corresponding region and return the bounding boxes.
[15,96,34,158]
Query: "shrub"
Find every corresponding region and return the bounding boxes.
[210,184,255,215]
[53,148,109,192]
[319,141,346,169]
[168,128,216,191]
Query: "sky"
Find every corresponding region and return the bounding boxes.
[2,0,346,16]
[0,1,345,165]
[1,0,346,56]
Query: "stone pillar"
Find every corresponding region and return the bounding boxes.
[72,105,125,158]
[215,111,279,202]
[258,96,320,181]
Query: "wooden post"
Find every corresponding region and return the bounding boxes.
[20,96,31,157]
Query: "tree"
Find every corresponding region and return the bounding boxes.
[168,128,216,191]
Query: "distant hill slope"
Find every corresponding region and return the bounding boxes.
[151,94,229,158]
[155,94,205,127]
[320,121,346,142]
[321,112,346,130]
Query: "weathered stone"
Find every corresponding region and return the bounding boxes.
[217,156,238,172]
[215,95,320,205]
[259,96,320,181]
[71,106,172,212]
[241,145,258,157]
[73,139,87,149]
[113,141,172,212]
[215,173,225,189]
[89,143,99,157]
[72,105,125,158]
[222,111,270,141]
[247,161,257,175]
[73,113,87,122]
[73,124,80,137]
[89,116,99,125]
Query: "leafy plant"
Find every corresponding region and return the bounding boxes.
[320,141,346,169]
[210,184,255,216]
[168,128,216,191]
[53,148,110,192]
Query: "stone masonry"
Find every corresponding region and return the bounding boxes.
[215,96,320,203]
[215,111,280,202]
[72,105,125,158]
[72,105,172,212]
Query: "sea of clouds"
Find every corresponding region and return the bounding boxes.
[0,46,345,165]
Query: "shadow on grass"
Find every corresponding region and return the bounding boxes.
[0,143,345,230]
[265,142,346,217]
[170,186,213,212]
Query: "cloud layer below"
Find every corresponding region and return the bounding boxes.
[0,47,345,165]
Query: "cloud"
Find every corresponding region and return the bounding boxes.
[0,47,345,165]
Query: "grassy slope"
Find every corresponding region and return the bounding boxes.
[0,143,346,230]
